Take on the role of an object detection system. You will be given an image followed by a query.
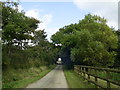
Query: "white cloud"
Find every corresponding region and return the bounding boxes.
[20,0,73,2]
[42,14,52,24]
[25,9,53,40]
[73,0,119,2]
[13,4,23,12]
[25,9,40,19]
[25,9,52,30]
[73,0,119,29]
[46,27,59,42]
[18,5,24,12]
[38,14,53,30]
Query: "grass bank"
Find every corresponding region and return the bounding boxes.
[3,65,56,88]
[64,69,95,88]
[64,68,119,89]
[81,73,119,88]
[94,70,120,83]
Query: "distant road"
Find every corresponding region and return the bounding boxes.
[26,65,68,88]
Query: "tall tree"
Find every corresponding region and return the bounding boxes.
[115,30,120,67]
[2,1,40,69]
[2,1,40,49]
[51,14,118,67]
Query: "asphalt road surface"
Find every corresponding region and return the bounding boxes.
[26,65,68,88]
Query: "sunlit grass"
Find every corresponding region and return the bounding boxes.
[64,69,95,88]
[64,68,119,89]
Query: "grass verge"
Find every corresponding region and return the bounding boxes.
[3,65,56,88]
[64,69,95,88]
[82,73,119,88]
[68,69,119,88]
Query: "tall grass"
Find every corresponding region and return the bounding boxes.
[96,71,120,83]
[2,65,55,88]
[87,68,120,83]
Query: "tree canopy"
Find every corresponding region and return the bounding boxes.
[2,1,59,70]
[51,14,118,67]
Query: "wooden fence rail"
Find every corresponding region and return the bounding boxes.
[74,65,120,89]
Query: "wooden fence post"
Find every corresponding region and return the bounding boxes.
[78,66,80,75]
[88,68,90,84]
[81,67,83,76]
[74,65,120,89]
[83,67,85,78]
[79,66,82,75]
[106,70,110,89]
[95,69,98,88]
[81,67,84,76]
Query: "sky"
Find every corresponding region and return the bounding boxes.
[16,0,119,41]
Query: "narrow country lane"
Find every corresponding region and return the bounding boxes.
[26,65,68,88]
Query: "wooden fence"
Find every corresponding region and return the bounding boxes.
[74,65,120,89]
